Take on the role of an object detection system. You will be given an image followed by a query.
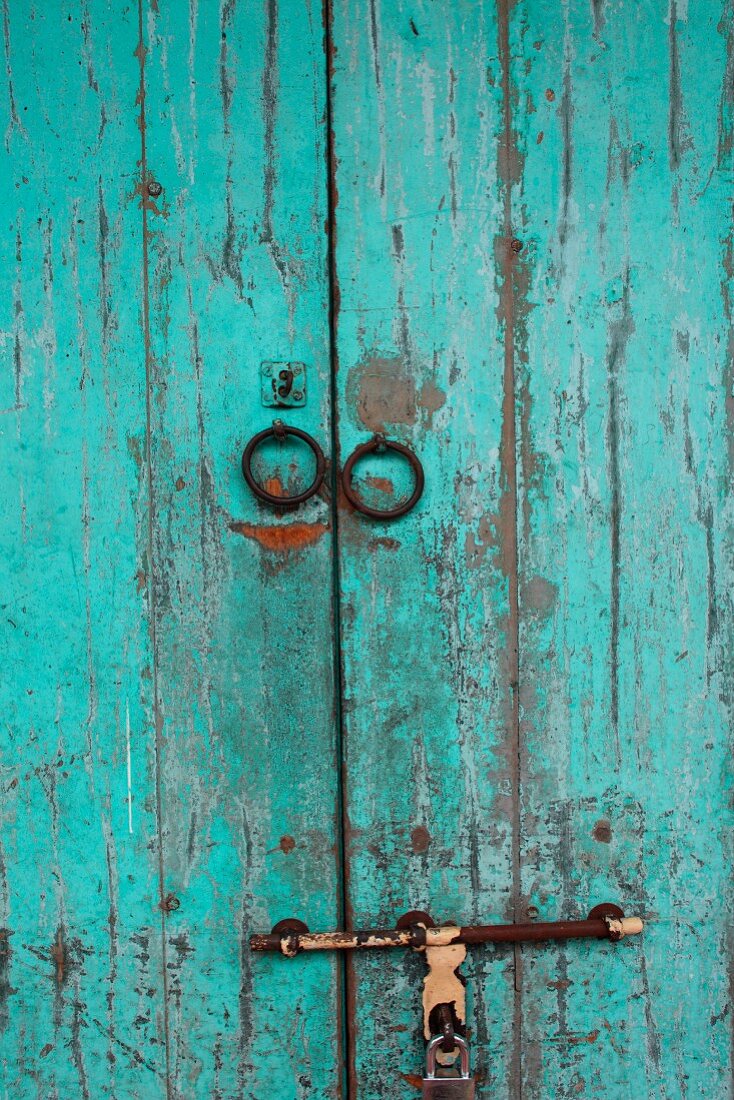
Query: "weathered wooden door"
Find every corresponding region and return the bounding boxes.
[2,1,733,1097]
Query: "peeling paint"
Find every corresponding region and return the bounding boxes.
[229,521,329,552]
[346,354,417,431]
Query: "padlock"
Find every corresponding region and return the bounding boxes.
[422,1034,476,1098]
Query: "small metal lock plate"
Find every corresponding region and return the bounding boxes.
[423,1036,475,1099]
[261,361,306,407]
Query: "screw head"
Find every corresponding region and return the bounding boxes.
[147,180,163,198]
[510,237,524,253]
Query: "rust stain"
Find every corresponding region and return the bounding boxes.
[263,475,284,497]
[229,521,329,552]
[369,536,401,551]
[400,1073,423,1091]
[364,476,394,494]
[346,354,417,431]
[39,1044,54,1058]
[279,835,296,854]
[133,177,168,220]
[410,825,431,854]
[567,1028,600,1045]
[592,818,613,844]
[545,87,555,101]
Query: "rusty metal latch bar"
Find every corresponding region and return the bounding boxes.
[250,904,644,957]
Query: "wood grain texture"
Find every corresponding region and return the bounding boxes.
[329,1,518,1094]
[141,1,342,1097]
[0,3,166,1096]
[510,1,734,1096]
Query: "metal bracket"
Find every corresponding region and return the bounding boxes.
[421,941,467,1045]
[261,361,306,407]
[251,905,643,1075]
[395,911,466,1068]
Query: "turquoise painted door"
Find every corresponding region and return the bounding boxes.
[2,2,732,1098]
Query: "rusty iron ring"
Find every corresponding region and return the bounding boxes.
[241,421,326,507]
[341,435,424,519]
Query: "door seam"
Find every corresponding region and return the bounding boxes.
[323,1,355,1096]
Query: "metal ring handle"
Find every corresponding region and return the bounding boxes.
[241,420,326,507]
[341,434,424,519]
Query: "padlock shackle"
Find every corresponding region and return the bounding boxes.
[426,1034,470,1078]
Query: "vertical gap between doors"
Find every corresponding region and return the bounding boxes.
[322,1,356,1096]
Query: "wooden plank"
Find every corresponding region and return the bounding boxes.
[329,1,519,1093]
[140,2,342,1096]
[0,3,166,1096]
[510,1,734,1095]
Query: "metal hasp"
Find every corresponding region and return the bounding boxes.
[253,906,643,1079]
[260,360,307,407]
[249,904,644,956]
